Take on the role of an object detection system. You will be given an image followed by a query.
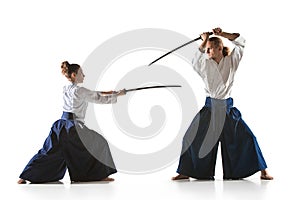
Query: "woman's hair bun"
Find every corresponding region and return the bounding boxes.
[60,61,80,82]
[61,61,70,75]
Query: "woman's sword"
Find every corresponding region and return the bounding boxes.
[125,85,181,93]
[101,85,181,95]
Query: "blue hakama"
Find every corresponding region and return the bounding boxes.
[19,112,117,183]
[177,97,267,180]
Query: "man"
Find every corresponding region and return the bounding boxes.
[172,28,273,180]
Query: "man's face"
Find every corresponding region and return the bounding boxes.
[206,41,221,59]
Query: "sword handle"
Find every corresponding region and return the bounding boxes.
[199,32,213,40]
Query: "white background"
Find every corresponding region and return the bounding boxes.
[1,0,300,199]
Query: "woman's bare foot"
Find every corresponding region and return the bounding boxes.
[260,170,273,180]
[17,179,26,184]
[172,174,190,180]
[101,177,115,182]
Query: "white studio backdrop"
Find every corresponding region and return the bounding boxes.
[0,0,299,199]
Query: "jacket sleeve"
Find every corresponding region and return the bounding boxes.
[230,36,246,71]
[76,87,118,104]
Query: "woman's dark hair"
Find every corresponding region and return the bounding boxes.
[208,37,230,56]
[61,61,80,81]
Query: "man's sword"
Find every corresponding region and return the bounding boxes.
[148,32,212,66]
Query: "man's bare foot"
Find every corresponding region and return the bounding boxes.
[101,177,114,182]
[17,179,26,184]
[260,170,273,180]
[172,174,190,180]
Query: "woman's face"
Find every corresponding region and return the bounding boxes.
[75,67,85,83]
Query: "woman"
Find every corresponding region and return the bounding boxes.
[18,61,126,184]
[172,28,273,180]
